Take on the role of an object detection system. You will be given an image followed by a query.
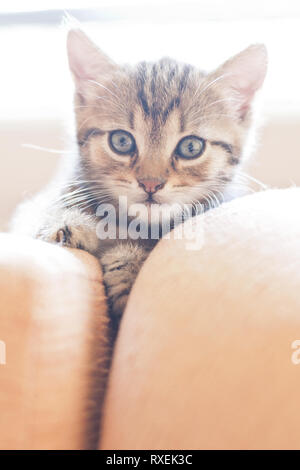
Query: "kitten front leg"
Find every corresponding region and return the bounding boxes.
[12,197,100,256]
[101,243,149,322]
[36,207,100,256]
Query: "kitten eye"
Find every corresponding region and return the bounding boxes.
[109,130,136,155]
[176,135,205,159]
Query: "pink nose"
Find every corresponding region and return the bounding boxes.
[138,178,165,194]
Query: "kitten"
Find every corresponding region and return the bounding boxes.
[12,29,267,326]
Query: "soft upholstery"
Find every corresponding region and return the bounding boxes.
[1,188,300,449]
[0,235,109,449]
[100,188,300,450]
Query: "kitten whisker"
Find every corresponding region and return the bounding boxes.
[88,80,120,101]
[87,79,127,114]
[59,193,111,209]
[77,114,98,133]
[235,171,268,189]
[186,113,234,127]
[202,97,240,111]
[95,95,126,114]
[185,72,232,116]
[21,144,73,154]
[196,72,232,99]
[73,104,99,111]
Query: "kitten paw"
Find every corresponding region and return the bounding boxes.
[56,226,73,245]
[53,223,99,255]
[37,209,99,256]
[101,243,149,319]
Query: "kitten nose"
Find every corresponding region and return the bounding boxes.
[138,178,165,194]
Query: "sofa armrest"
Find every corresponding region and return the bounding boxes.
[100,188,300,450]
[0,234,109,450]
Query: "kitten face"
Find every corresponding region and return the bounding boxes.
[68,30,267,218]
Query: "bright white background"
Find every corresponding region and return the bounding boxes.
[0,0,300,229]
[1,0,300,119]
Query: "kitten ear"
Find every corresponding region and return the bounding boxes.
[67,29,118,84]
[216,44,268,119]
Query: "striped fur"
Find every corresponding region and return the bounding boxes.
[12,30,267,323]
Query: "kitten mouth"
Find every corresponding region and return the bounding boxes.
[145,195,156,204]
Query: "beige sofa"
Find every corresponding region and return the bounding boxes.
[1,188,300,450]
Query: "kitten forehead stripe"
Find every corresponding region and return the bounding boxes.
[210,141,233,155]
[150,63,157,96]
[129,111,135,129]
[77,128,105,147]
[178,65,192,93]
[136,62,150,116]
[135,60,192,130]
[211,141,240,165]
[162,96,181,124]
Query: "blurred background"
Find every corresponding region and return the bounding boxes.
[0,0,300,230]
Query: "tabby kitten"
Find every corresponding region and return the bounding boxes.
[12,29,267,323]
